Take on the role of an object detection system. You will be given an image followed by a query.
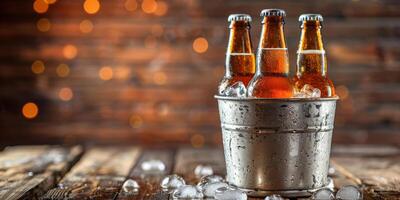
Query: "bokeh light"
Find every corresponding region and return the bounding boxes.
[63,44,78,59]
[83,0,100,14]
[56,63,70,77]
[99,66,113,81]
[153,71,167,85]
[31,60,45,74]
[336,85,349,100]
[33,0,49,14]
[129,114,143,128]
[154,1,168,16]
[191,134,205,148]
[142,0,157,14]
[193,37,208,53]
[79,19,94,33]
[36,18,51,32]
[124,0,138,12]
[22,102,39,119]
[58,87,73,101]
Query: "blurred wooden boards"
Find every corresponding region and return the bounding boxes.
[331,145,400,200]
[0,145,82,200]
[0,145,398,199]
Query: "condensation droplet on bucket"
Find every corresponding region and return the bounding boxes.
[141,159,166,172]
[172,185,203,199]
[160,174,185,192]
[197,175,225,189]
[202,181,229,197]
[194,164,213,177]
[336,185,362,200]
[264,194,284,200]
[122,179,140,194]
[214,186,247,200]
[312,188,335,200]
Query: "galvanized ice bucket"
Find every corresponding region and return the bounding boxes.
[215,96,338,197]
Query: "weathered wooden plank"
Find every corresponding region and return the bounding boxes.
[174,148,225,184]
[117,149,175,200]
[331,145,400,200]
[0,145,82,200]
[41,147,140,200]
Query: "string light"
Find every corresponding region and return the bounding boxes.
[193,37,208,53]
[58,87,73,101]
[56,63,70,77]
[83,0,100,14]
[31,60,45,74]
[142,0,157,14]
[33,0,49,14]
[36,18,51,32]
[153,71,167,85]
[99,66,113,80]
[63,44,78,59]
[22,102,39,119]
[191,134,205,148]
[154,1,168,16]
[129,114,143,128]
[79,19,93,33]
[124,0,138,12]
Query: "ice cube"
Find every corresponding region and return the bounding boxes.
[336,185,362,200]
[160,174,185,192]
[197,175,225,189]
[214,187,247,200]
[194,164,213,177]
[122,179,140,194]
[202,181,229,197]
[312,188,334,200]
[264,194,284,200]
[223,81,247,97]
[294,84,321,98]
[172,185,203,199]
[141,159,166,172]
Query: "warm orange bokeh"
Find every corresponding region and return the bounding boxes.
[63,45,78,59]
[193,37,208,53]
[31,60,45,74]
[36,18,51,32]
[83,0,100,14]
[59,87,74,101]
[99,67,113,81]
[22,102,39,119]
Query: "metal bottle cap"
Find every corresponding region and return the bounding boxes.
[260,9,286,17]
[299,14,323,22]
[228,14,252,22]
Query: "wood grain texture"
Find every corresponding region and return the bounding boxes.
[0,145,82,200]
[41,147,140,200]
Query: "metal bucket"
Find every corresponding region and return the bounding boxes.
[215,96,338,197]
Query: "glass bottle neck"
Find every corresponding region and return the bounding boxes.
[297,21,327,76]
[257,16,289,75]
[225,21,255,76]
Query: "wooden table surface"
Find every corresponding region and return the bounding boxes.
[0,145,398,200]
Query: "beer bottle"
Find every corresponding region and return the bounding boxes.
[293,14,335,97]
[218,14,255,95]
[247,9,294,98]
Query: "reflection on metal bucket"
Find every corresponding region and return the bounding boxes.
[215,96,338,197]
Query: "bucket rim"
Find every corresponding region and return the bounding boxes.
[214,95,339,102]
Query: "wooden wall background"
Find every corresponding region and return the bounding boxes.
[0,0,399,147]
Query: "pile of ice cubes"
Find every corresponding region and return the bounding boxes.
[221,82,321,98]
[121,160,362,200]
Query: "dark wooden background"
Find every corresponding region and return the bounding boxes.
[0,0,399,147]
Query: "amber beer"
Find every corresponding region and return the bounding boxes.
[247,9,294,98]
[218,14,255,95]
[293,14,335,97]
